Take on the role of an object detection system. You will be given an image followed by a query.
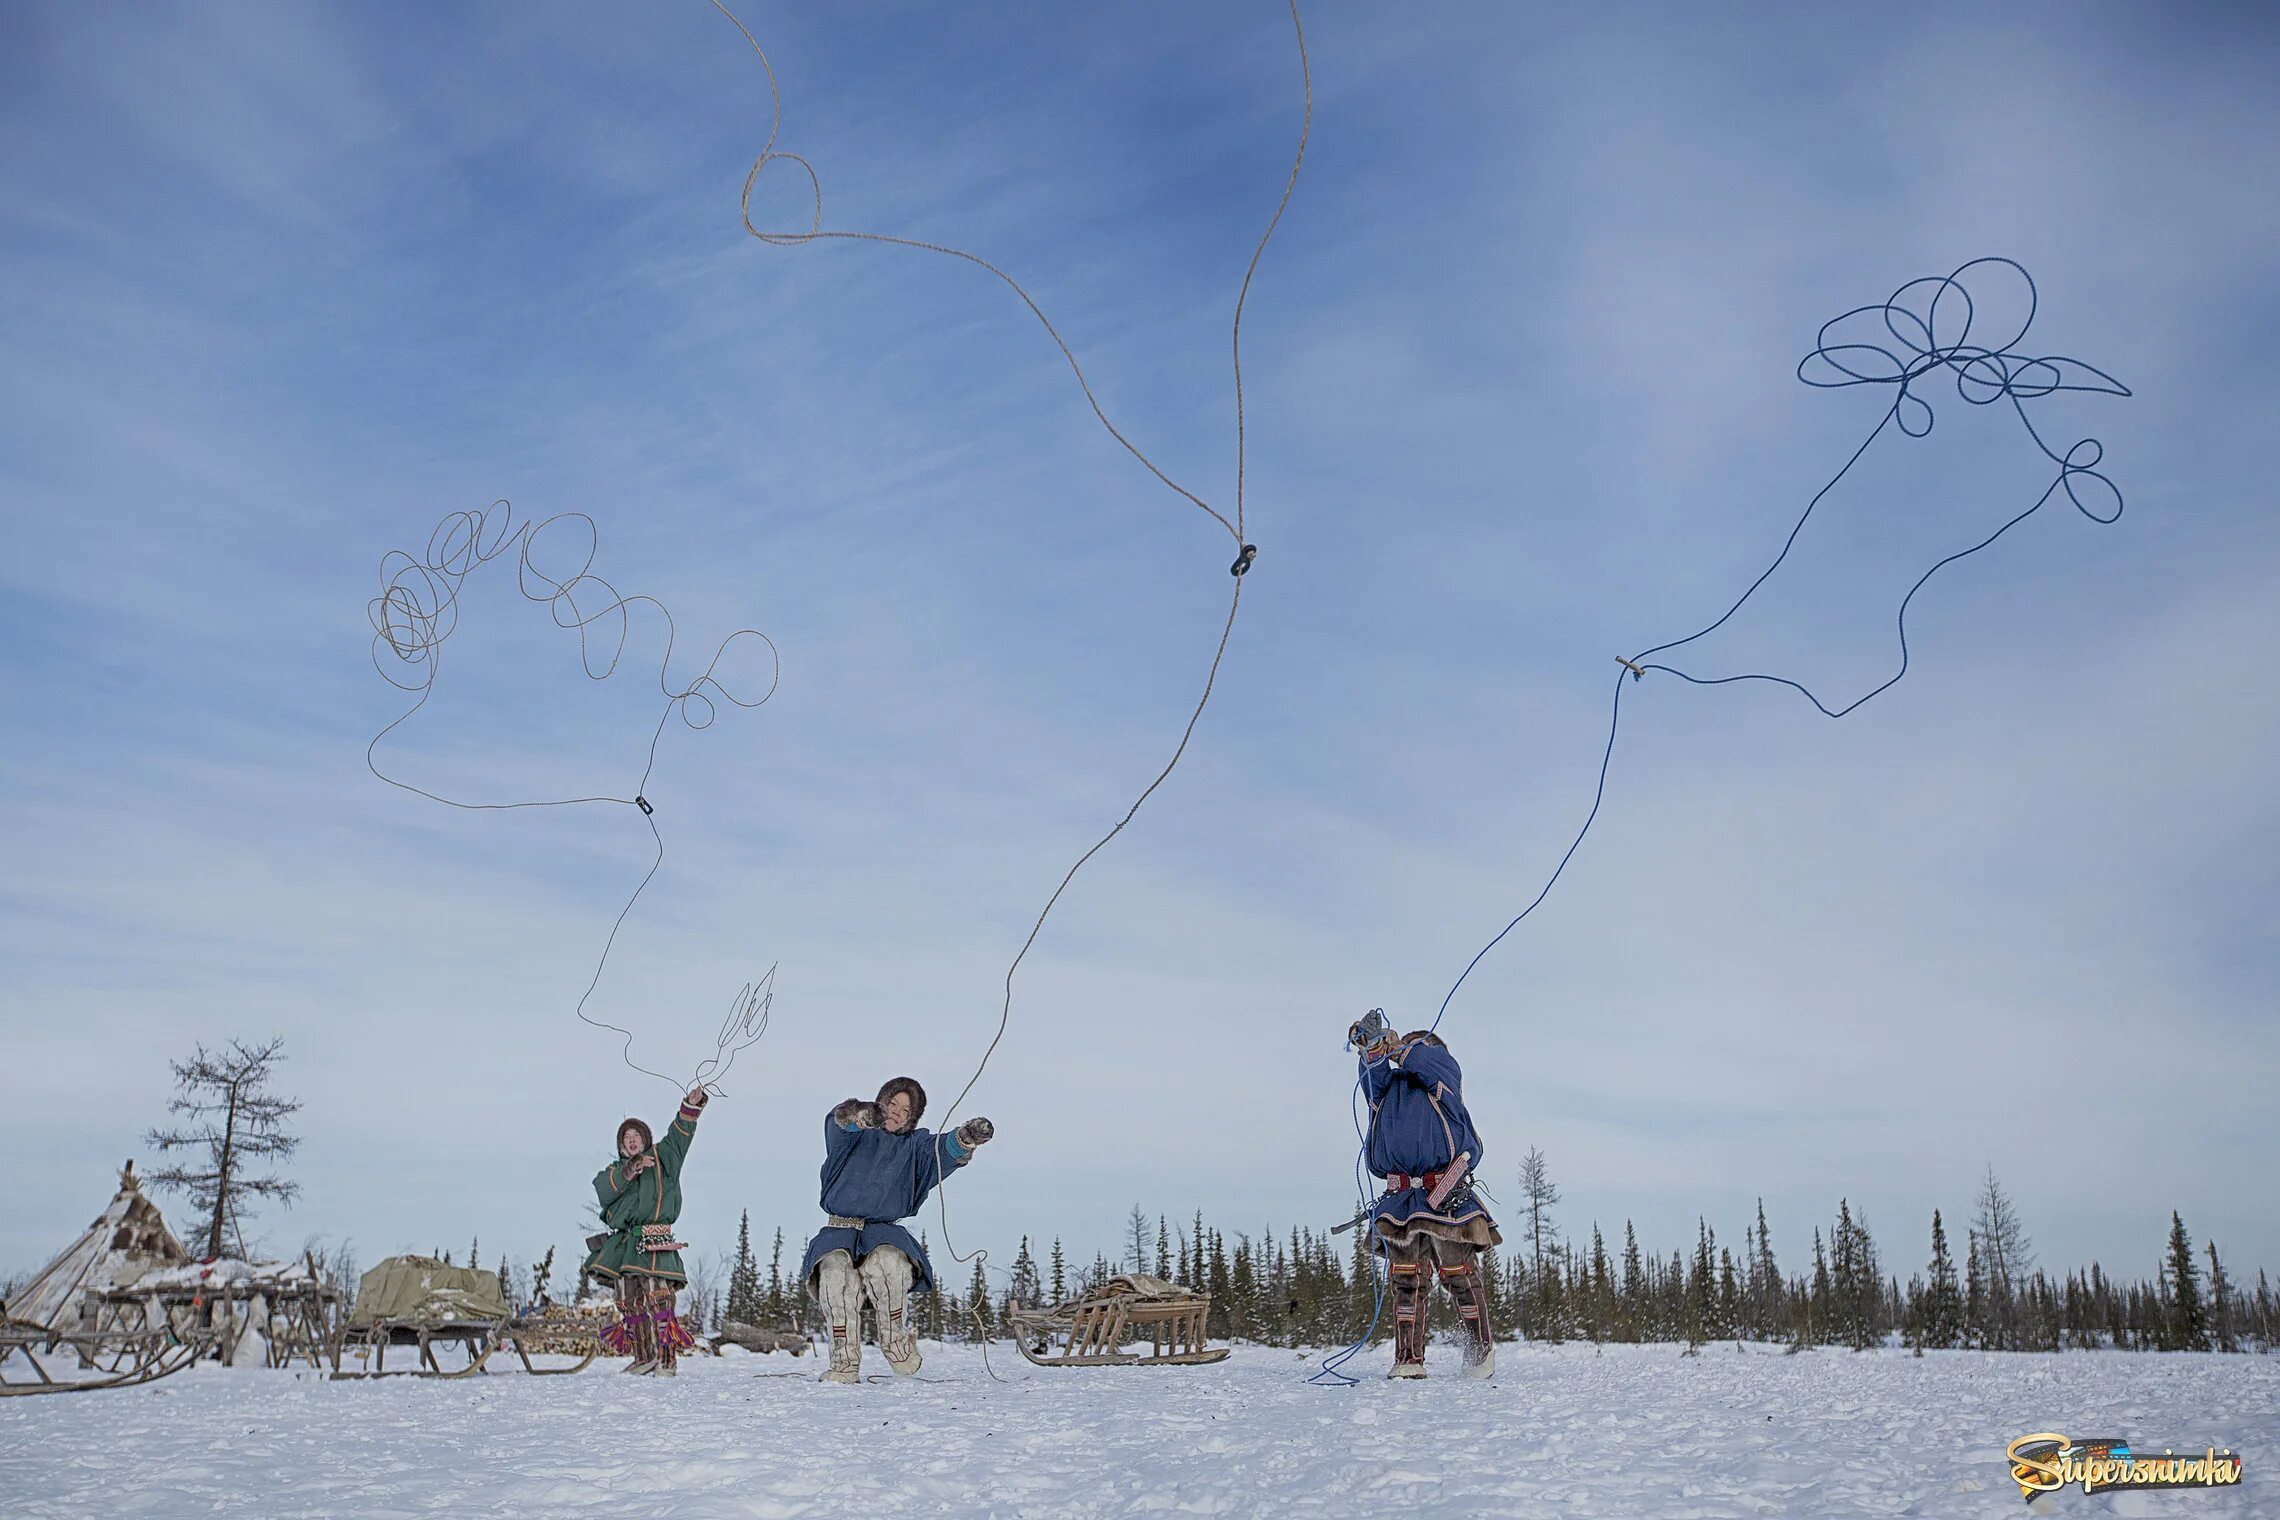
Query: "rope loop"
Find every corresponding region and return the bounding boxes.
[1434,259,2129,1034]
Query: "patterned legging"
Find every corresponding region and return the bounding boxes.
[1384,1234,1494,1364]
[613,1277,691,1369]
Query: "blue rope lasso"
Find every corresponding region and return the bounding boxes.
[1307,1065,1388,1386]
[1432,257,2128,1033]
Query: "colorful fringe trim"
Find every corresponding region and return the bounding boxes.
[599,1308,695,1355]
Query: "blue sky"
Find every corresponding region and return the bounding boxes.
[3,1,2275,1296]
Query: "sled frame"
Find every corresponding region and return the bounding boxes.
[328,1316,600,1380]
[0,1315,210,1398]
[1011,1292,1230,1368]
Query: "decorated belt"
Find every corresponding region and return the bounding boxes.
[639,1223,689,1253]
[826,1214,870,1230]
[1386,1170,1445,1194]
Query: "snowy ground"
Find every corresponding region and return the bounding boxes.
[3,1340,2272,1518]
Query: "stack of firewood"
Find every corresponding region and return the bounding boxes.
[514,1301,619,1357]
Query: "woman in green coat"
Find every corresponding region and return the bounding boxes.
[585,1086,707,1375]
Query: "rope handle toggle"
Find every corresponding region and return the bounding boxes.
[1231,544,1258,577]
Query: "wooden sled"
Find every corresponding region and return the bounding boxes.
[0,1315,210,1397]
[328,1316,600,1380]
[1009,1275,1230,1368]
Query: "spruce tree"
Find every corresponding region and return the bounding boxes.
[1683,1220,1713,1353]
[2205,1241,2238,1353]
[1050,1238,1067,1304]
[1156,1216,1172,1280]
[1620,1221,1646,1343]
[1963,1229,1986,1350]
[1752,1200,1780,1340]
[1348,1224,1377,1340]
[1809,1229,1832,1347]
[726,1210,760,1326]
[1833,1204,1859,1349]
[764,1228,786,1326]
[1009,1236,1042,1315]
[1921,1209,1961,1349]
[1589,1225,1613,1346]
[1286,1228,1308,1345]
[1832,1200,1879,1350]
[1207,1233,1231,1338]
[967,1257,995,1341]
[1229,1237,1256,1342]
[916,1233,941,1340]
[1785,1271,1814,1353]
[2165,1212,2208,1351]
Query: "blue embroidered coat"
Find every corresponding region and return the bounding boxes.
[797,1108,974,1293]
[1361,1039,1497,1247]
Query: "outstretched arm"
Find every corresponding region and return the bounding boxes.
[1357,1044,1400,1102]
[656,1089,708,1176]
[928,1118,994,1187]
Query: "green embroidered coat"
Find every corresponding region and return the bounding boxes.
[583,1096,704,1284]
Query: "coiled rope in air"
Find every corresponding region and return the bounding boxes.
[705,0,1310,1377]
[1310,258,2127,1387]
[1431,257,2130,1035]
[366,500,781,1097]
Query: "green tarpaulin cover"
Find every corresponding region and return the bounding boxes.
[348,1255,508,1326]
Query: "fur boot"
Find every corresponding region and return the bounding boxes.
[858,1246,921,1376]
[1438,1250,1496,1379]
[815,1250,864,1384]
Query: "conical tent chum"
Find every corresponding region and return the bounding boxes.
[6,1162,191,1332]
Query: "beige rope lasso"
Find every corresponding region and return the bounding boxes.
[706,0,1260,548]
[706,0,1312,1373]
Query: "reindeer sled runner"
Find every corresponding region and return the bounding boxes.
[1009,1274,1229,1368]
[0,1312,212,1397]
[329,1256,599,1380]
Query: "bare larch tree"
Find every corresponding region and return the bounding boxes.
[1972,1164,2035,1351]
[1519,1145,1562,1336]
[145,1038,302,1259]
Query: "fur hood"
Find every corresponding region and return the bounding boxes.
[875,1076,927,1130]
[616,1116,655,1156]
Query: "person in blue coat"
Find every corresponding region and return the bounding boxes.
[1350,1008,1502,1379]
[798,1076,994,1383]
